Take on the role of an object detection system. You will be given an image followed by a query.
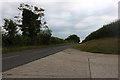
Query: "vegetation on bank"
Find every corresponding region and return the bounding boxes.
[75,20,119,54]
[83,20,119,42]
[74,38,118,54]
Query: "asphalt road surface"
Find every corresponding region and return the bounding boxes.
[2,45,72,72]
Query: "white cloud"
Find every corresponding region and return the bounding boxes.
[75,15,117,29]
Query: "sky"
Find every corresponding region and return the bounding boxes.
[0,0,119,40]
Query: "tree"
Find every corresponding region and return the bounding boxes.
[15,3,50,45]
[3,19,18,38]
[15,3,48,38]
[2,19,18,46]
[65,34,80,43]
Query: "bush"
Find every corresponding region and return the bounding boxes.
[50,37,65,44]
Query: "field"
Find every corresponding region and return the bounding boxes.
[74,38,118,54]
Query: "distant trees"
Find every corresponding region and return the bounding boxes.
[65,34,80,43]
[83,20,119,42]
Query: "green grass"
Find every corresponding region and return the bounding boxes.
[2,43,74,54]
[74,38,118,54]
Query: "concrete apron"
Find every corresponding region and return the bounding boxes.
[2,49,118,78]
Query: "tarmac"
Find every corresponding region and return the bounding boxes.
[2,48,118,78]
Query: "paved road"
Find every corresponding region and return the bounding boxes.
[2,45,72,72]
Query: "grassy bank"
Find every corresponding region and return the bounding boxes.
[3,43,74,54]
[74,38,118,54]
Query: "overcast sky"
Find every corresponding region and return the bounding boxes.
[0,0,119,40]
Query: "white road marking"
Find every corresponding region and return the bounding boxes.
[3,55,20,60]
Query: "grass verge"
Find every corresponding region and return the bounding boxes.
[74,38,118,54]
[3,43,74,54]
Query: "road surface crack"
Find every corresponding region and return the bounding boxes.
[88,58,92,80]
